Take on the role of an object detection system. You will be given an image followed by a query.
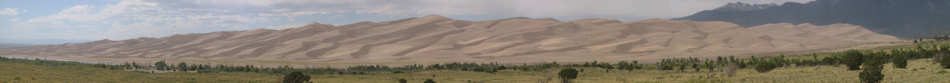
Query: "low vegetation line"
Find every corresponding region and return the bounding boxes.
[3,41,950,83]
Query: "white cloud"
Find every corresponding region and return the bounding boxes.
[27,5,100,23]
[0,8,24,16]
[11,0,268,40]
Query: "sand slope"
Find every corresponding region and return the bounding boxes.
[0,15,901,65]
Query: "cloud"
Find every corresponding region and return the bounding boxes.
[0,8,25,16]
[9,0,268,40]
[27,5,99,23]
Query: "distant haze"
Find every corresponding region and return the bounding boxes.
[0,43,27,48]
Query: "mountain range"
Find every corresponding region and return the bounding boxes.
[678,0,950,38]
[0,15,901,66]
[0,44,26,48]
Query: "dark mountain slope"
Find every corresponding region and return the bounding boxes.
[678,0,950,38]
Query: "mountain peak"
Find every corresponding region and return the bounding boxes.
[640,18,672,23]
[679,0,950,38]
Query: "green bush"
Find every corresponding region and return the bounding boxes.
[754,61,778,73]
[154,60,169,70]
[424,79,436,83]
[842,50,864,70]
[559,68,579,83]
[941,53,950,69]
[893,54,908,69]
[615,61,638,70]
[282,72,311,83]
[860,54,886,83]
[178,62,188,71]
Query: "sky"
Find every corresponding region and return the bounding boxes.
[0,0,814,45]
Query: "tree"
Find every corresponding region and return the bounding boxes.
[424,79,436,83]
[398,79,407,83]
[893,53,908,69]
[616,61,634,70]
[178,62,188,71]
[843,50,864,70]
[283,71,311,83]
[131,62,141,69]
[559,68,579,83]
[154,60,168,70]
[860,54,886,83]
[705,61,715,72]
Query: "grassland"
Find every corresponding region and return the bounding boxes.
[2,58,949,83]
[0,62,282,83]
[246,59,950,83]
[3,41,950,83]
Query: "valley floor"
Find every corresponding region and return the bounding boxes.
[2,59,948,83]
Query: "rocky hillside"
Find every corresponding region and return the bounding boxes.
[0,15,901,65]
[678,0,950,38]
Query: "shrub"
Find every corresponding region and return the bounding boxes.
[154,60,169,70]
[942,54,950,69]
[658,65,673,70]
[821,57,839,65]
[842,50,864,70]
[282,72,311,83]
[559,68,579,83]
[178,62,188,71]
[860,54,886,83]
[398,79,407,83]
[615,61,636,70]
[424,79,436,83]
[754,61,778,73]
[893,54,908,69]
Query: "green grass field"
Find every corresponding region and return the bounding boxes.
[2,58,949,83]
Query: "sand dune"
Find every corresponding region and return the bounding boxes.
[0,15,901,66]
